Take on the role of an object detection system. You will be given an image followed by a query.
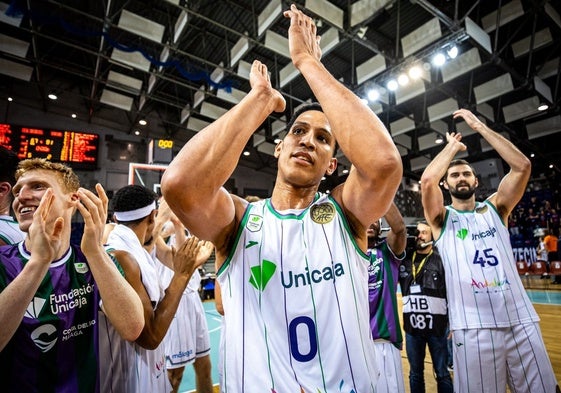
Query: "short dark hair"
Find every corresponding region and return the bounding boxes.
[0,146,20,185]
[447,159,476,176]
[112,185,158,225]
[285,102,323,133]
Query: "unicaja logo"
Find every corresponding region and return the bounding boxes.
[31,324,58,352]
[249,260,277,291]
[456,228,468,240]
[25,297,46,319]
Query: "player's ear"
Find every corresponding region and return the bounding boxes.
[325,157,337,176]
[274,140,283,158]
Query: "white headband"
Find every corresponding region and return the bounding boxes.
[114,201,156,221]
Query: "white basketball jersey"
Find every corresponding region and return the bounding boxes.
[0,215,25,245]
[100,225,170,393]
[435,202,539,330]
[218,194,378,393]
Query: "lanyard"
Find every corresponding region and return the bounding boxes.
[412,250,433,282]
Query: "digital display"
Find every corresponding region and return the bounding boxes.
[0,123,99,170]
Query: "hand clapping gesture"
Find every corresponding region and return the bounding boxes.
[284,4,322,67]
[76,183,109,257]
[172,236,214,278]
[27,188,64,265]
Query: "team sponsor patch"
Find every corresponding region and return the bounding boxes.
[74,262,89,273]
[310,203,335,224]
[475,204,488,214]
[25,297,46,319]
[247,214,263,232]
[31,324,57,352]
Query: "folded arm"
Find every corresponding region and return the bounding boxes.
[161,62,285,247]
[453,109,531,220]
[284,5,402,230]
[420,132,465,236]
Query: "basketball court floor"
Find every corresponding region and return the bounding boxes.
[179,289,561,393]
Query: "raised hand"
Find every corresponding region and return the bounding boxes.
[195,240,214,267]
[445,131,467,152]
[172,236,209,277]
[283,4,322,68]
[155,198,172,228]
[27,188,64,264]
[76,183,108,256]
[249,60,286,113]
[453,109,485,132]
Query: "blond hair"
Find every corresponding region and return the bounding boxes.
[15,158,80,193]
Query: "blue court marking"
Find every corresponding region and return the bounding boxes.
[525,289,561,305]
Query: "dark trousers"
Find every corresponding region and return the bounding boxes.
[405,332,453,393]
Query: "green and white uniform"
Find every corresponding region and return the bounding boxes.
[218,194,378,393]
[436,201,558,392]
[99,224,170,393]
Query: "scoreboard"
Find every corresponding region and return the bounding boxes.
[0,123,99,169]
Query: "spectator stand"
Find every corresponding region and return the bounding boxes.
[550,260,561,285]
[528,260,549,290]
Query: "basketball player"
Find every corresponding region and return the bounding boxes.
[0,158,144,392]
[99,185,208,393]
[153,200,214,393]
[161,4,402,391]
[367,202,407,393]
[420,108,559,392]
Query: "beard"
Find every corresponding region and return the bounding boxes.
[449,184,476,200]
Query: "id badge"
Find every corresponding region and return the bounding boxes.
[410,284,421,294]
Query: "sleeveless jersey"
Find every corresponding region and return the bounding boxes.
[368,241,404,349]
[217,194,378,393]
[0,215,25,245]
[0,242,101,393]
[99,224,169,393]
[435,201,539,330]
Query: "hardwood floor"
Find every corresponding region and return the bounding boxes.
[199,293,561,393]
[397,295,561,393]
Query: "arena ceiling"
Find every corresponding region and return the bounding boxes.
[1,0,560,188]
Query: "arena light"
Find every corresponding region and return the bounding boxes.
[387,79,398,91]
[367,88,380,102]
[432,52,446,67]
[397,73,409,86]
[447,45,458,59]
[408,66,422,79]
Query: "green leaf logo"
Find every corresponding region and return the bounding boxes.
[249,259,277,291]
[456,228,468,240]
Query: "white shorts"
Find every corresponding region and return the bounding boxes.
[373,341,405,393]
[452,323,558,393]
[164,291,211,369]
